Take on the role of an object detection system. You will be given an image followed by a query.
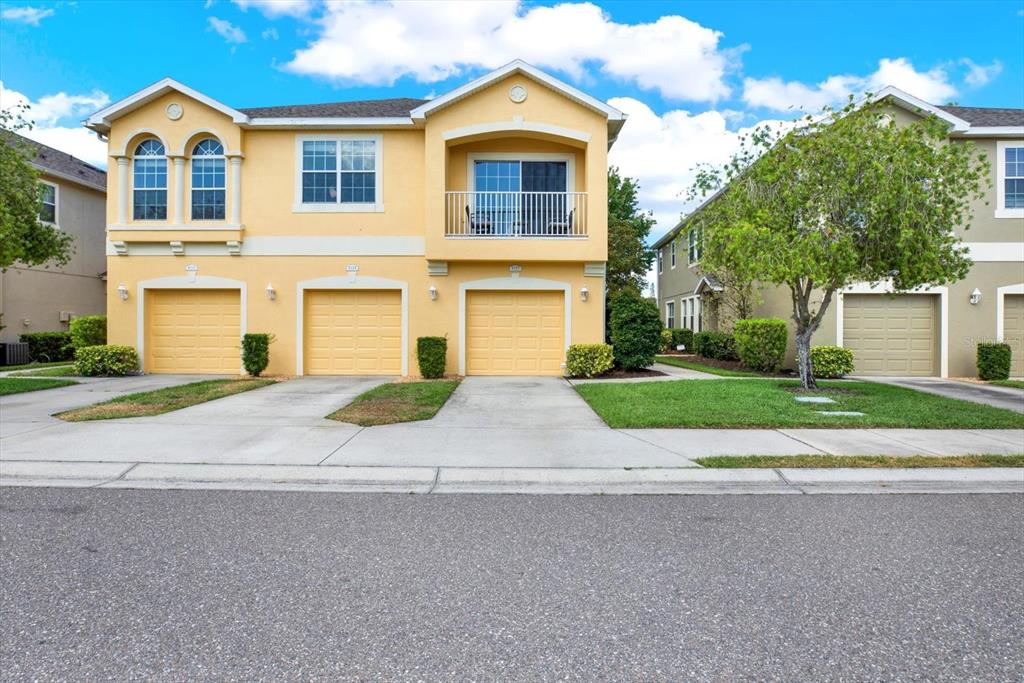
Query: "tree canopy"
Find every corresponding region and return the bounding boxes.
[606,167,655,295]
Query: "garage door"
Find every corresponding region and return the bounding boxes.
[843,294,937,376]
[146,289,241,374]
[1004,294,1024,377]
[304,290,401,375]
[466,290,564,375]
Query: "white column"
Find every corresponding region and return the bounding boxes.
[229,156,242,226]
[116,157,129,224]
[172,156,185,225]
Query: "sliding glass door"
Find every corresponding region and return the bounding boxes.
[472,159,568,235]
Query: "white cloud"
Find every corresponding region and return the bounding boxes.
[261,27,279,40]
[283,1,734,102]
[1,5,55,25]
[961,58,1002,87]
[232,0,313,18]
[743,58,959,111]
[0,81,109,168]
[208,16,247,45]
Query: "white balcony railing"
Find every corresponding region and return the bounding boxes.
[445,191,587,237]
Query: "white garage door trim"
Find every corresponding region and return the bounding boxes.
[996,283,1024,342]
[458,276,571,376]
[296,275,409,376]
[136,275,247,374]
[835,282,948,378]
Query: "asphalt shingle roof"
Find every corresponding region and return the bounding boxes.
[3,131,106,189]
[939,105,1024,127]
[239,97,429,119]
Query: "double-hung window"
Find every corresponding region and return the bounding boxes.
[666,301,676,328]
[687,227,701,264]
[191,139,226,220]
[39,182,57,224]
[670,240,676,268]
[133,139,167,220]
[298,135,381,211]
[657,248,663,273]
[997,142,1024,218]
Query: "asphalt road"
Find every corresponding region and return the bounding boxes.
[1,488,1021,682]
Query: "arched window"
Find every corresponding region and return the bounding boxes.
[191,138,225,220]
[133,139,167,220]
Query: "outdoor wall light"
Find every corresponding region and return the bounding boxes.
[117,284,129,301]
[970,288,982,305]
[580,286,589,302]
[429,285,438,301]
[266,283,276,301]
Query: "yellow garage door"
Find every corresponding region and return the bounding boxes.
[466,291,564,376]
[146,289,241,374]
[304,290,401,375]
[1004,294,1024,377]
[843,294,937,376]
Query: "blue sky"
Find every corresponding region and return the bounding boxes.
[2,0,1023,238]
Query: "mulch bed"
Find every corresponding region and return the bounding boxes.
[665,353,795,377]
[579,368,668,380]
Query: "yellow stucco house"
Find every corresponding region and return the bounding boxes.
[85,61,626,376]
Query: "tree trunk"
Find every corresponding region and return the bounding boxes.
[789,281,837,391]
[795,328,817,390]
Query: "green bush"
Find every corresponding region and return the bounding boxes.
[417,336,447,379]
[566,343,614,378]
[977,342,1011,381]
[660,328,674,352]
[610,290,662,370]
[733,318,788,373]
[241,333,273,377]
[810,345,855,378]
[673,328,694,351]
[693,330,738,361]
[69,315,107,349]
[20,332,74,362]
[74,345,139,376]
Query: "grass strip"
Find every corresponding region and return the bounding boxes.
[10,366,78,377]
[57,378,274,421]
[0,377,77,396]
[655,355,760,377]
[327,379,460,426]
[1,361,74,372]
[696,454,1024,468]
[991,379,1024,390]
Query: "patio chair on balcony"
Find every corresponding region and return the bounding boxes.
[466,204,495,235]
[546,208,574,236]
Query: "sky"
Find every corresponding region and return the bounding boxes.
[2,0,1023,243]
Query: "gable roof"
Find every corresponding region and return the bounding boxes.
[239,97,428,119]
[85,78,249,133]
[938,105,1024,127]
[873,86,1024,135]
[3,131,106,191]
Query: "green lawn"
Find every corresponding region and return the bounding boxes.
[1,360,73,372]
[991,379,1024,390]
[697,455,1024,468]
[575,379,1024,429]
[327,380,460,426]
[0,377,77,396]
[655,355,760,377]
[57,378,275,421]
[10,366,78,377]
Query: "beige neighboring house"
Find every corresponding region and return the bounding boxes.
[0,134,107,342]
[655,87,1024,379]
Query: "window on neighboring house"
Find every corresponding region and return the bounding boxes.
[670,239,676,268]
[688,227,702,264]
[191,139,226,220]
[681,296,702,331]
[300,137,378,207]
[1004,146,1024,209]
[657,248,663,273]
[133,139,167,220]
[39,182,56,224]
[666,301,675,328]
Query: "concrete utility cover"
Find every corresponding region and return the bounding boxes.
[795,396,836,404]
[815,411,866,416]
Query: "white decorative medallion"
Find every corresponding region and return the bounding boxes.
[509,85,527,103]
[165,102,183,120]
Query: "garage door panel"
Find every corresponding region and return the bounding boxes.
[843,294,937,376]
[466,291,564,376]
[1004,294,1024,376]
[304,290,401,375]
[145,289,240,374]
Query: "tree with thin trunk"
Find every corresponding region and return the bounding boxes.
[606,166,655,296]
[686,98,988,389]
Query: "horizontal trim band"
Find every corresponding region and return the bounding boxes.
[106,236,426,257]
[964,242,1024,262]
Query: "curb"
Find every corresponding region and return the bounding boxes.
[2,461,1022,495]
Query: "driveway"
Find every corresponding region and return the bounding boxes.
[861,376,1024,414]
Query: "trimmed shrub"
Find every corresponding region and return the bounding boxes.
[417,336,447,379]
[69,315,107,350]
[811,345,855,379]
[734,318,788,373]
[673,328,694,351]
[20,331,74,362]
[242,333,273,377]
[693,330,738,361]
[977,342,1011,381]
[610,290,662,370]
[660,328,674,352]
[74,345,139,376]
[566,343,614,378]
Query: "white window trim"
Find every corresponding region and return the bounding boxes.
[131,141,169,222]
[293,133,384,213]
[190,140,227,222]
[687,228,701,268]
[679,295,702,331]
[657,249,663,273]
[996,283,1024,342]
[39,180,59,228]
[466,152,576,194]
[669,240,676,269]
[995,141,1024,219]
[665,300,675,328]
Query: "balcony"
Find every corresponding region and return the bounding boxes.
[445,191,587,238]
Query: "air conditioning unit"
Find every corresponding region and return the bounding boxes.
[59,310,72,323]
